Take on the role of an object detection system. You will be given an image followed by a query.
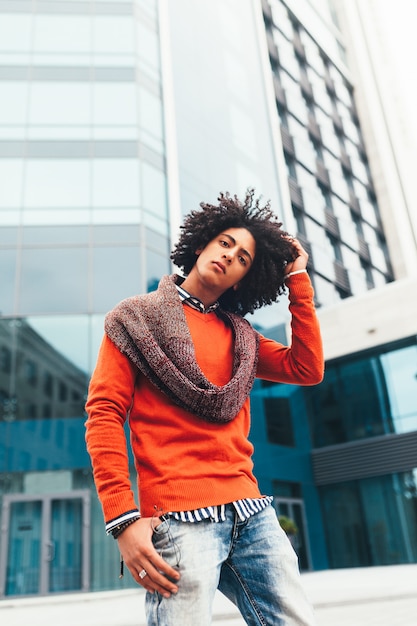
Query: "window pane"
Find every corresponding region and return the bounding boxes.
[29,83,91,125]
[0,83,28,124]
[142,162,167,218]
[19,248,89,314]
[93,16,134,54]
[92,246,143,312]
[139,86,163,140]
[381,346,417,433]
[137,21,160,72]
[93,83,137,125]
[0,249,17,315]
[27,315,90,375]
[0,160,24,207]
[92,159,140,208]
[24,160,90,209]
[34,16,91,53]
[145,248,170,293]
[0,15,32,52]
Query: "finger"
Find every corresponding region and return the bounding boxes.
[134,561,180,597]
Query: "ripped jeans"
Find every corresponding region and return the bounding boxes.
[145,504,316,626]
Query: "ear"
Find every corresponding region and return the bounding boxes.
[195,248,202,255]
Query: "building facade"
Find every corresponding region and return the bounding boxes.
[0,0,416,598]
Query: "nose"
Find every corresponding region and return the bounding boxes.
[222,251,233,263]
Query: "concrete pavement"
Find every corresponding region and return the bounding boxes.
[1,563,416,625]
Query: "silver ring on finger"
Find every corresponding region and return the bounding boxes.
[139,568,147,579]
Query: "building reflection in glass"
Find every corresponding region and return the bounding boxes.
[0,318,90,473]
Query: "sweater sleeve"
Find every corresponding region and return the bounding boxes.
[256,272,324,385]
[85,334,140,524]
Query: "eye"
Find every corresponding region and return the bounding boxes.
[219,239,229,247]
[238,255,247,265]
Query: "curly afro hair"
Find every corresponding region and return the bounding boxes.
[170,189,299,316]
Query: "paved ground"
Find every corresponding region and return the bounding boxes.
[1,563,416,625]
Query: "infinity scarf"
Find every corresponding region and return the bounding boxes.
[104,274,259,423]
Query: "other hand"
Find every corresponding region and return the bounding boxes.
[117,517,180,597]
[284,237,308,275]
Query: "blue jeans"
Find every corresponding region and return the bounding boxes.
[146,504,316,625]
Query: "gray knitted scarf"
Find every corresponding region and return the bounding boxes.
[104,274,259,423]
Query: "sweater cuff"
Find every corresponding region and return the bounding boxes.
[285,268,307,279]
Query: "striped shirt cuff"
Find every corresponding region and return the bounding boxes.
[105,509,141,535]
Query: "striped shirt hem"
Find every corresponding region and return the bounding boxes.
[105,497,273,534]
[169,497,274,523]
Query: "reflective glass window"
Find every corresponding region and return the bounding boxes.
[0,249,17,315]
[145,248,170,293]
[92,246,143,313]
[19,248,89,315]
[93,16,134,54]
[300,31,325,76]
[369,268,383,288]
[264,395,295,446]
[88,314,106,374]
[337,101,361,144]
[143,210,169,237]
[93,83,137,126]
[0,15,32,52]
[369,244,388,274]
[137,21,160,75]
[0,226,18,245]
[139,86,164,146]
[350,157,369,186]
[142,163,167,219]
[22,225,90,246]
[0,315,90,424]
[280,72,309,124]
[348,269,368,296]
[92,159,139,208]
[271,3,293,39]
[360,199,379,228]
[313,274,341,306]
[29,83,91,126]
[0,83,28,125]
[315,108,340,155]
[288,117,316,172]
[24,160,90,209]
[338,218,358,251]
[319,474,417,568]
[273,30,300,79]
[304,217,335,279]
[295,166,326,224]
[0,160,24,208]
[33,16,91,53]
[317,335,417,438]
[307,67,333,115]
[92,224,141,245]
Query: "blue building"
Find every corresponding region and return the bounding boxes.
[1,0,416,597]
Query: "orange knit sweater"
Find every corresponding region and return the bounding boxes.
[85,273,323,522]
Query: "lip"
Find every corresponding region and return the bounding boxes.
[213,261,226,274]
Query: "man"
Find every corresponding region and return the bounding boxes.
[85,190,324,625]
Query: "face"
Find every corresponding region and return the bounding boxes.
[184,227,256,301]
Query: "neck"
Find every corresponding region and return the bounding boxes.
[180,276,221,309]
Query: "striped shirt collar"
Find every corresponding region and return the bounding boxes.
[175,283,219,314]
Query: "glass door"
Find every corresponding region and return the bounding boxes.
[275,497,312,571]
[0,491,90,597]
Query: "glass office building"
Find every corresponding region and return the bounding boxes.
[0,0,170,595]
[0,0,416,598]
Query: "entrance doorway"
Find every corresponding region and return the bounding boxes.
[274,497,312,571]
[0,491,90,597]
